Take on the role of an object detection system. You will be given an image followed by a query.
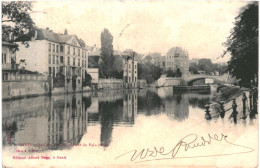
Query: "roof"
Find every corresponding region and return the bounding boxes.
[58,34,75,43]
[36,28,60,43]
[89,48,101,56]
[167,46,188,55]
[36,28,85,47]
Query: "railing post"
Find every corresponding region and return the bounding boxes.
[252,88,258,115]
[205,104,211,120]
[242,92,247,119]
[232,99,238,124]
[219,100,225,118]
[249,90,253,116]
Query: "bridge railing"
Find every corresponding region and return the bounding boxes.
[204,88,258,124]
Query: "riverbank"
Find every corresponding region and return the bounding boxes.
[209,85,251,118]
[2,78,147,101]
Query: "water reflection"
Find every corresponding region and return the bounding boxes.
[2,87,211,150]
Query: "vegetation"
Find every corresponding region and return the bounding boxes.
[223,2,258,85]
[189,59,228,75]
[138,62,163,83]
[2,1,36,51]
[53,71,65,88]
[166,68,182,77]
[82,71,92,87]
[218,85,240,100]
[100,28,114,78]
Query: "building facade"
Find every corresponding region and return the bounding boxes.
[122,51,138,88]
[2,42,17,80]
[16,28,88,93]
[153,55,166,70]
[166,47,189,75]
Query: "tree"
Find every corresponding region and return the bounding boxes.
[138,62,163,83]
[176,68,182,77]
[223,2,258,85]
[100,28,114,78]
[189,62,199,74]
[198,59,213,74]
[83,71,92,87]
[166,69,175,77]
[2,2,35,51]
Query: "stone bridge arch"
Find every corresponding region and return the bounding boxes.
[183,75,228,86]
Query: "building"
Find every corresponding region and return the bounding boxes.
[122,50,138,88]
[16,28,88,92]
[166,47,189,75]
[2,42,18,80]
[153,55,166,70]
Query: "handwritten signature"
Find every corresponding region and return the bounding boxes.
[115,133,254,163]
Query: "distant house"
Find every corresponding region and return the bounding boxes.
[122,50,138,87]
[2,42,18,80]
[166,47,189,75]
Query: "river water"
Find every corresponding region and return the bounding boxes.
[2,87,258,167]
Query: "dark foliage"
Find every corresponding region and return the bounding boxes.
[100,28,114,78]
[138,63,163,83]
[223,2,258,85]
[2,2,36,51]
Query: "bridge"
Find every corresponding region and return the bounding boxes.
[183,74,230,85]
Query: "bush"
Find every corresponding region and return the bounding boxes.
[219,86,240,100]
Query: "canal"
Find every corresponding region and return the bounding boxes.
[2,87,258,167]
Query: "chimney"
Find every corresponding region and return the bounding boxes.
[46,27,49,30]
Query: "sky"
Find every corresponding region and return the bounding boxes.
[31,0,250,63]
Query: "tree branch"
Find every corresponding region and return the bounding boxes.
[2,19,15,23]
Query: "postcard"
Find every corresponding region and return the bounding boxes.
[2,1,258,167]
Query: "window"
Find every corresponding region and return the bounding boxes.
[53,67,55,77]
[135,77,136,82]
[67,67,71,76]
[85,60,86,68]
[2,53,6,64]
[48,54,51,64]
[82,60,84,67]
[68,46,70,54]
[52,44,55,52]
[73,58,75,66]
[56,56,59,64]
[78,49,80,56]
[82,51,84,58]
[60,46,64,52]
[49,43,51,52]
[78,58,80,66]
[85,51,87,58]
[53,55,55,64]
[56,45,59,53]
[73,48,75,55]
[174,53,179,57]
[49,67,52,77]
[67,57,70,65]
[78,69,81,77]
[129,77,131,82]
[78,80,80,84]
[60,56,64,63]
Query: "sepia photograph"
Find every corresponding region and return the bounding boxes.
[1,0,258,167]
